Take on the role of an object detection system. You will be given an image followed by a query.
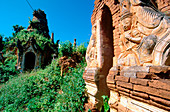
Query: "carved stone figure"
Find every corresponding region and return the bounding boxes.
[130,0,169,38]
[86,24,98,67]
[138,35,158,66]
[84,0,170,111]
[118,0,170,66]
[118,6,142,66]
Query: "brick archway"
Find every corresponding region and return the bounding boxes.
[94,5,114,110]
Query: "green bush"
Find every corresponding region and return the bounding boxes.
[0,59,61,111]
[54,61,87,111]
[76,43,87,56]
[59,40,73,57]
[0,59,87,111]
[0,51,19,83]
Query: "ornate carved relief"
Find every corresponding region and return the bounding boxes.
[84,0,170,111]
[118,0,170,66]
[86,24,98,68]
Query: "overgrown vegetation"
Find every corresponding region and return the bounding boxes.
[6,29,53,50]
[59,40,73,57]
[0,24,55,84]
[0,58,87,111]
[0,25,88,111]
[0,52,19,83]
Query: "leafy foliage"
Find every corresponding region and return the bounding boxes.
[6,29,53,50]
[101,95,110,112]
[0,51,19,83]
[0,58,87,111]
[12,25,25,36]
[75,43,87,57]
[54,61,87,111]
[59,40,73,57]
[59,41,87,58]
[0,23,88,111]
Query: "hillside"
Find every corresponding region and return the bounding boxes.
[0,43,87,111]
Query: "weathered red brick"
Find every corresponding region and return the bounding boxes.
[149,66,170,73]
[150,95,170,107]
[149,80,170,91]
[149,100,170,111]
[107,74,115,83]
[130,94,149,104]
[107,83,116,90]
[130,78,149,86]
[109,70,119,76]
[119,91,130,96]
[116,85,130,93]
[133,85,170,100]
[136,72,148,79]
[131,91,149,99]
[116,81,133,89]
[115,76,129,82]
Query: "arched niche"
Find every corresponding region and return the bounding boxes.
[162,43,170,66]
[100,5,114,70]
[153,36,170,66]
[94,5,114,110]
[24,52,36,71]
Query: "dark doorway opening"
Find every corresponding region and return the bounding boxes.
[101,5,114,71]
[24,52,36,71]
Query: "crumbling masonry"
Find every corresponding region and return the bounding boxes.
[84,0,170,111]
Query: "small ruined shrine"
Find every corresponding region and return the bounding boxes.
[84,0,170,111]
[16,9,54,71]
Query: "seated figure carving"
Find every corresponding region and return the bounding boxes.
[118,0,170,66]
[118,9,142,66]
[86,25,98,67]
[138,35,158,66]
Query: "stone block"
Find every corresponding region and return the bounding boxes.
[136,72,148,79]
[107,74,115,83]
[130,78,149,86]
[121,66,150,72]
[116,81,133,89]
[122,72,137,78]
[149,66,170,73]
[149,80,170,91]
[115,76,129,82]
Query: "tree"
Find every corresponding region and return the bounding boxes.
[12,25,25,36]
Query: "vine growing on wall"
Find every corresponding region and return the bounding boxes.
[6,29,53,50]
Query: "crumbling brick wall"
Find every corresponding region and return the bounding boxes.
[84,0,170,111]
